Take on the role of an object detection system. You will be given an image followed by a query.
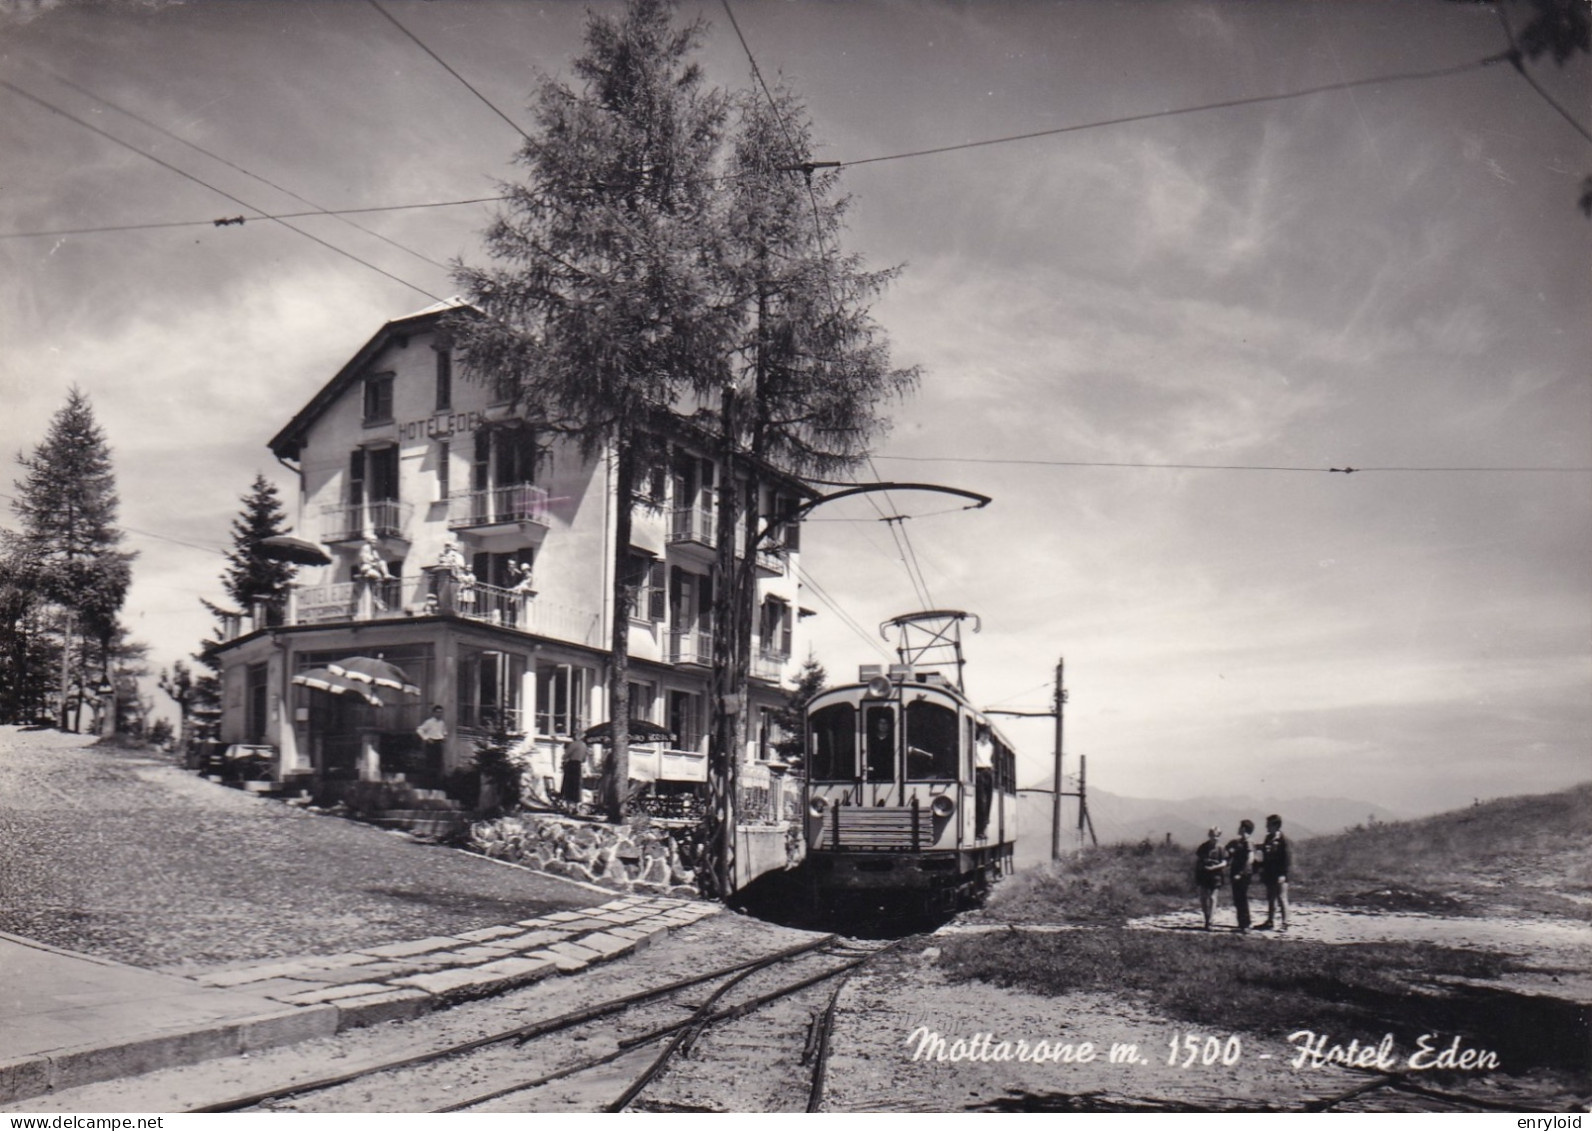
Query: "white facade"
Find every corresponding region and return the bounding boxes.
[213,302,808,805]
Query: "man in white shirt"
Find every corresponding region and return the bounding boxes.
[417,705,447,787]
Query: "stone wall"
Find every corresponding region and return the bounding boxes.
[469,813,700,897]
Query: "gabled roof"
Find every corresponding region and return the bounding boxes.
[268,298,475,462]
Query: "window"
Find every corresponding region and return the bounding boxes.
[865,705,896,783]
[535,663,590,737]
[437,441,450,501]
[904,699,959,780]
[627,553,665,622]
[627,680,655,722]
[472,548,534,590]
[759,598,792,657]
[435,346,452,411]
[363,373,394,424]
[809,703,856,780]
[458,648,527,734]
[245,663,269,744]
[756,707,784,763]
[667,689,703,751]
[366,446,399,502]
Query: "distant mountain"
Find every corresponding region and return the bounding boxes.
[1011,787,1403,870]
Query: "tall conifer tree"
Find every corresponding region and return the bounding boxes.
[11,388,134,731]
[453,0,729,821]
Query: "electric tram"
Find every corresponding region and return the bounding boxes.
[801,611,1017,913]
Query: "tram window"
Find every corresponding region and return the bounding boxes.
[809,703,857,780]
[865,706,895,782]
[904,700,958,780]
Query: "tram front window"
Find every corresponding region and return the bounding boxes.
[809,703,857,779]
[904,700,958,780]
[865,706,896,782]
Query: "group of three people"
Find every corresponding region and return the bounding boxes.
[1195,814,1290,933]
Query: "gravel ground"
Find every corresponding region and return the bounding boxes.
[0,727,595,969]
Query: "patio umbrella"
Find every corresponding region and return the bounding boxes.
[254,534,331,566]
[327,656,421,696]
[582,719,675,745]
[290,667,386,708]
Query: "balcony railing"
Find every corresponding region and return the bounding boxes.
[447,484,550,531]
[668,505,716,549]
[321,500,412,543]
[294,578,413,624]
[280,573,601,649]
[667,629,714,666]
[754,543,786,576]
[750,648,788,683]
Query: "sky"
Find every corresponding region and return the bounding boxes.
[1,0,1587,817]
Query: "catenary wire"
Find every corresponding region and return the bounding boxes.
[868,455,1591,473]
[0,79,449,304]
[0,48,1530,242]
[839,53,1515,169]
[722,0,938,609]
[25,64,452,272]
[365,0,533,144]
[1495,7,1592,146]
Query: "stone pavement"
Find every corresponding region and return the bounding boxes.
[1,895,717,1107]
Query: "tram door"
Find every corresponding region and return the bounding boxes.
[862,704,899,807]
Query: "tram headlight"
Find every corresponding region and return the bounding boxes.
[930,794,956,819]
[808,796,829,818]
[864,675,893,698]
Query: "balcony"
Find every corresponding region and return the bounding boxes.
[277,573,602,649]
[668,504,716,553]
[667,629,714,667]
[750,648,788,683]
[448,484,550,534]
[321,500,412,544]
[754,543,786,577]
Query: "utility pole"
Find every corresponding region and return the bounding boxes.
[995,655,1088,860]
[1052,657,1065,861]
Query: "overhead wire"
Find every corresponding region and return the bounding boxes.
[1,43,1550,243]
[1493,7,1592,146]
[24,63,452,272]
[0,196,505,242]
[0,491,227,557]
[365,0,533,144]
[868,454,1592,473]
[723,0,939,610]
[839,53,1518,170]
[0,78,448,304]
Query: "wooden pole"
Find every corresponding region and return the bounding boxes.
[1051,657,1065,860]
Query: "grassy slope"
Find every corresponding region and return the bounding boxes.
[944,785,1592,1083]
[988,782,1592,925]
[1294,782,1592,920]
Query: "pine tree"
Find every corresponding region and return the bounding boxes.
[452,0,729,822]
[0,531,57,724]
[192,475,294,749]
[209,474,295,624]
[701,85,916,892]
[10,388,135,731]
[773,655,826,767]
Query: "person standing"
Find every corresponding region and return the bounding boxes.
[1226,819,1256,933]
[416,705,447,788]
[973,725,994,838]
[1194,826,1227,930]
[1258,813,1291,931]
[560,737,589,813]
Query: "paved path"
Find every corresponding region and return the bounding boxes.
[1,897,717,1106]
[0,728,596,967]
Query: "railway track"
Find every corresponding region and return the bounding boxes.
[191,932,900,1114]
